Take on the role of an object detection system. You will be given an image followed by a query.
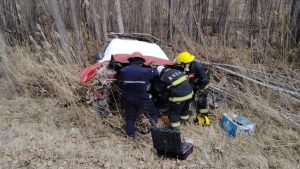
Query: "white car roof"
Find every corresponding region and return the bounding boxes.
[102,38,169,61]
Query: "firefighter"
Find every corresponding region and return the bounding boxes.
[176,51,211,125]
[119,52,158,137]
[156,65,193,129]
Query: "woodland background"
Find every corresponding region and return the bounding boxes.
[1,0,299,62]
[0,0,299,168]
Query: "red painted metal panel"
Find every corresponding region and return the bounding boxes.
[80,54,174,84]
[80,62,101,83]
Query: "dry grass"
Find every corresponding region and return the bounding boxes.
[0,38,299,168]
[1,97,299,168]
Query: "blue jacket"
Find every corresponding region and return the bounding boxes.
[120,63,158,100]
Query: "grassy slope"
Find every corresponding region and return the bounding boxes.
[0,46,299,169]
[1,97,299,169]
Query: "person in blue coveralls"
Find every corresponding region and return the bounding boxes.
[119,52,158,138]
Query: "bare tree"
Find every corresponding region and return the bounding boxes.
[115,0,124,33]
[47,0,67,45]
[0,0,7,30]
[70,0,80,49]
[168,0,173,41]
[143,0,152,34]
[188,0,193,38]
[291,0,300,45]
[91,0,100,42]
[101,0,108,40]
[0,0,298,61]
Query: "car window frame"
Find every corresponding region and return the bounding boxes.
[95,42,110,60]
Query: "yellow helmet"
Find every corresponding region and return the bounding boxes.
[177,51,195,64]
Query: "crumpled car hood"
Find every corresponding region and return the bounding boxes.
[80,54,174,84]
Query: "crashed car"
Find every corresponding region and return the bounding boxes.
[80,36,175,116]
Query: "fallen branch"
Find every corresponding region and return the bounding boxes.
[274,104,300,127]
[202,61,300,127]
[279,113,300,127]
[209,85,234,100]
[203,62,300,83]
[262,142,300,148]
[213,65,300,100]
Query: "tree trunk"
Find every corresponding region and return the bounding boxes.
[168,0,173,41]
[159,0,164,39]
[47,0,71,62]
[143,0,152,34]
[211,0,218,35]
[26,0,38,33]
[114,0,124,33]
[47,0,67,45]
[0,0,7,30]
[188,0,193,38]
[101,0,108,41]
[291,0,300,45]
[249,0,258,40]
[91,0,100,42]
[70,0,81,49]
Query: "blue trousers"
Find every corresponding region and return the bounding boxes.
[123,97,158,137]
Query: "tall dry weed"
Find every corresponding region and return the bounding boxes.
[0,33,88,104]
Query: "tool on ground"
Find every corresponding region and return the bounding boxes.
[150,127,193,160]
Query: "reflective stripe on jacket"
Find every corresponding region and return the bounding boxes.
[160,69,193,102]
[120,63,158,99]
[169,92,193,102]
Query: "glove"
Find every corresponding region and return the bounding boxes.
[149,61,158,68]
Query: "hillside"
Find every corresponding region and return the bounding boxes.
[0,0,299,168]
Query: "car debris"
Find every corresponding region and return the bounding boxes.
[80,36,174,117]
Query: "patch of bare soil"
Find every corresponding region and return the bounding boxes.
[0,96,299,169]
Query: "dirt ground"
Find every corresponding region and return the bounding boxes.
[0,93,299,169]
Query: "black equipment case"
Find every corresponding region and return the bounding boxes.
[150,127,193,160]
